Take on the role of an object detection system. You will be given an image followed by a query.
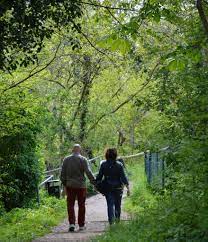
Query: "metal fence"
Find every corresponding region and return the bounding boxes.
[144,147,169,189]
[145,152,165,189]
[121,147,169,189]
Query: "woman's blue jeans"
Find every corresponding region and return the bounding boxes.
[105,189,123,224]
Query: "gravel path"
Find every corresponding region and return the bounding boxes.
[33,193,129,242]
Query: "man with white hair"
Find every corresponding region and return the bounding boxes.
[60,144,95,232]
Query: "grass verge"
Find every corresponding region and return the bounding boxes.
[124,161,156,214]
[0,193,66,242]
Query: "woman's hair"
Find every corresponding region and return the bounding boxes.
[105,148,118,161]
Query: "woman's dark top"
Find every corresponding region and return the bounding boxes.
[96,160,129,190]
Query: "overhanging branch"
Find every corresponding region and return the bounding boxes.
[3,42,61,92]
[87,61,160,133]
[80,1,138,12]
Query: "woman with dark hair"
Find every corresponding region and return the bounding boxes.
[96,148,130,225]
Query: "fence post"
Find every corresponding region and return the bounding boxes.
[162,158,165,189]
[145,152,147,176]
[156,152,159,175]
[149,152,152,184]
[144,152,152,185]
[36,186,40,206]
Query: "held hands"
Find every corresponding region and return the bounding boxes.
[61,186,66,198]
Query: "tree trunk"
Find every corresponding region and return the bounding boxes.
[79,55,92,142]
[196,0,208,36]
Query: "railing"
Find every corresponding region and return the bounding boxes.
[39,175,54,187]
[121,151,144,159]
[37,156,103,204]
[44,167,61,174]
[37,175,54,205]
[121,146,169,160]
[44,155,103,175]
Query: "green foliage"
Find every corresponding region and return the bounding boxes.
[0,1,208,240]
[0,87,45,210]
[0,193,66,242]
[0,0,82,71]
[97,34,131,54]
[0,130,40,211]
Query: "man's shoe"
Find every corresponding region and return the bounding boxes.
[69,224,75,232]
[79,226,86,231]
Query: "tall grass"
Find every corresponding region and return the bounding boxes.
[124,161,156,214]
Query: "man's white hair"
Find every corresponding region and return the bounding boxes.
[73,144,81,148]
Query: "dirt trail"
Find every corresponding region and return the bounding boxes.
[33,193,129,242]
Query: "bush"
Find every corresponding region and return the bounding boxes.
[0,89,45,211]
[0,129,42,211]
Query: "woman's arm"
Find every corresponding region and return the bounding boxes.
[96,163,104,182]
[120,164,130,196]
[120,164,129,185]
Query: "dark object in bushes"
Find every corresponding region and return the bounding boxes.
[46,180,61,198]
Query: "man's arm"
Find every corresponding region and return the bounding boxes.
[82,158,95,184]
[60,159,67,186]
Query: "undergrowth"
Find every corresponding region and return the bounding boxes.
[95,160,208,242]
[0,191,66,242]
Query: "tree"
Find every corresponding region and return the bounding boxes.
[0,0,82,71]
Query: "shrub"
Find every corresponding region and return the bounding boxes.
[0,129,42,211]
